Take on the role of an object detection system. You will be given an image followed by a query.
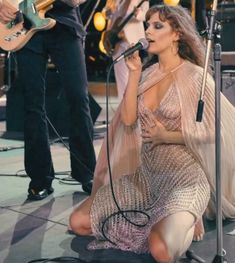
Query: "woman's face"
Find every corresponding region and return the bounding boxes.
[145,12,179,55]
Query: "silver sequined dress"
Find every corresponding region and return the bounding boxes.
[89,82,210,253]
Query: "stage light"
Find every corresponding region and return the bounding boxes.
[93,12,106,31]
[99,39,107,54]
[164,0,180,6]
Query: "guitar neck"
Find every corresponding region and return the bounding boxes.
[115,0,147,32]
[35,0,55,11]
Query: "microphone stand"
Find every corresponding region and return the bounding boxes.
[187,0,228,262]
[212,23,228,263]
[83,0,102,31]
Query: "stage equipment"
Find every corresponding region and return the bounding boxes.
[0,0,56,52]
[192,0,228,262]
[113,38,149,63]
[84,0,102,31]
[217,2,235,51]
[222,70,235,106]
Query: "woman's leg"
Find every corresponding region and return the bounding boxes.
[148,211,195,263]
[69,197,94,236]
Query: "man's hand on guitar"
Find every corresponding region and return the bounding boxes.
[0,0,16,24]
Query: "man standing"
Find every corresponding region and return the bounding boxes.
[0,0,96,200]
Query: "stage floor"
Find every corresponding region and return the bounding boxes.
[0,90,235,263]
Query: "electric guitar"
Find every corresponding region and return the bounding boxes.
[0,0,56,52]
[102,0,148,56]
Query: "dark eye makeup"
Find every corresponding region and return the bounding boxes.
[145,21,164,30]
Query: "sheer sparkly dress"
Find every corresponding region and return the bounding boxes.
[88,75,210,253]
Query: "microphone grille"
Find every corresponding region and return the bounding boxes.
[139,38,149,50]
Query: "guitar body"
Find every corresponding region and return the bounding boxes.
[101,0,147,57]
[0,0,56,52]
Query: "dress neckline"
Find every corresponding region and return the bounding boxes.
[141,83,174,114]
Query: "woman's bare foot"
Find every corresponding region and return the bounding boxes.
[193,218,205,241]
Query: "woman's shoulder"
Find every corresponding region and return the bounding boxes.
[177,60,213,81]
[179,60,202,75]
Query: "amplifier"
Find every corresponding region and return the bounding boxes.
[222,70,235,106]
[217,3,235,21]
[217,3,235,51]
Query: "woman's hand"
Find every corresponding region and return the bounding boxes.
[142,118,168,149]
[125,50,142,74]
[0,1,16,24]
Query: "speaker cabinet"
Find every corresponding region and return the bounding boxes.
[222,71,235,106]
[217,4,235,51]
[6,69,102,136]
[221,21,235,52]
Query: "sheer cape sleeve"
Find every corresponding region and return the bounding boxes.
[90,104,141,197]
[174,61,235,219]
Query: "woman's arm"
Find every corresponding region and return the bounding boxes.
[142,118,185,149]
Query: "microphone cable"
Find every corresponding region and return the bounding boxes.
[46,115,95,181]
[101,60,150,246]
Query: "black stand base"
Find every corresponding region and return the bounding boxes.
[212,255,227,263]
[185,250,205,263]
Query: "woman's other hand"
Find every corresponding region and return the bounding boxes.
[142,118,168,149]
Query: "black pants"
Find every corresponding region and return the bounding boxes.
[16,24,96,191]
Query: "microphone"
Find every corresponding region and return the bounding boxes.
[114,38,149,63]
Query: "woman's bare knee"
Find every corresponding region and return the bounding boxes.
[148,231,174,263]
[69,197,93,236]
[69,210,92,236]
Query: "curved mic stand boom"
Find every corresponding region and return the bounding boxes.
[187,0,228,262]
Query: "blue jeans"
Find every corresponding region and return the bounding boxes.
[16,23,96,190]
